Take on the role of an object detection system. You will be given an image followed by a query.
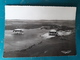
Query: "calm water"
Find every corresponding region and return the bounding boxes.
[4,29,48,52]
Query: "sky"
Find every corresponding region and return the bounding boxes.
[5,6,76,20]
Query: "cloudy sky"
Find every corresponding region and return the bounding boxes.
[5,6,76,20]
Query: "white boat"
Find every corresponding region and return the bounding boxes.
[13,29,24,35]
[41,29,57,39]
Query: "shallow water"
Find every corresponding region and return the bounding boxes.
[4,29,48,52]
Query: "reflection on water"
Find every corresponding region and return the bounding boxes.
[5,29,47,52]
[4,29,76,57]
[13,34,24,41]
